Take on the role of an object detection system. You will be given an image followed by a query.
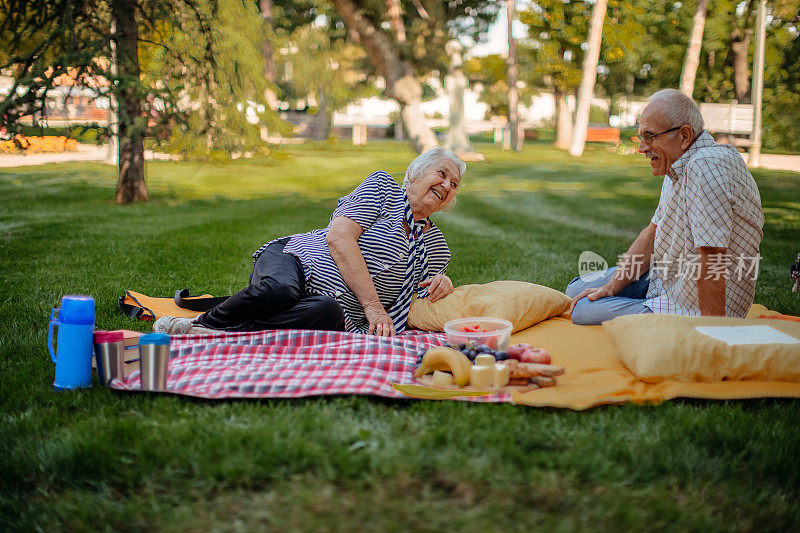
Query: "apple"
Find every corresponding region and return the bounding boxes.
[520,348,552,364]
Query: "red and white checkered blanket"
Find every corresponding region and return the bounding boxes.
[110,329,509,402]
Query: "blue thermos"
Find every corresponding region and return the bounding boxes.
[48,295,95,389]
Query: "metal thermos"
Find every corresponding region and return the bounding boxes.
[94,330,124,386]
[139,333,171,392]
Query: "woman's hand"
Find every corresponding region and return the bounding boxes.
[419,274,454,302]
[364,302,396,337]
[328,216,396,336]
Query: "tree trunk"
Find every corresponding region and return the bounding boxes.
[679,0,710,97]
[312,88,331,141]
[569,0,608,157]
[748,0,767,167]
[386,0,406,43]
[106,22,118,165]
[112,0,148,204]
[506,0,521,151]
[553,88,572,150]
[332,0,437,153]
[260,0,278,110]
[731,28,753,103]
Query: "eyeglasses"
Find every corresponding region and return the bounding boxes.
[638,125,682,144]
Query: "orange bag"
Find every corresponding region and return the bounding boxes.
[118,290,229,321]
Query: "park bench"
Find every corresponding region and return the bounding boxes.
[698,102,754,148]
[0,135,79,153]
[585,126,621,145]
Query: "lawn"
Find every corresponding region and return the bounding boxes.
[1,140,799,531]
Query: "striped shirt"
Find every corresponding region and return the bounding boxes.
[252,171,451,333]
[645,130,764,317]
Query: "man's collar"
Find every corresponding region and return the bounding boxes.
[668,130,715,181]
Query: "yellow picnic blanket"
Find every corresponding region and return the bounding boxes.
[124,291,800,409]
[509,304,800,409]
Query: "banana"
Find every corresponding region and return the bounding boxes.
[413,346,473,387]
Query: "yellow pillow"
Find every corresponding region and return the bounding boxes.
[603,314,800,383]
[408,280,571,333]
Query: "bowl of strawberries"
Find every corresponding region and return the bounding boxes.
[444,317,513,351]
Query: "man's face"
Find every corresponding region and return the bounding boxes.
[637,101,694,176]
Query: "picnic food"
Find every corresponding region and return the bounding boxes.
[413,346,473,386]
[450,341,510,362]
[502,359,564,381]
[414,342,564,390]
[474,356,563,389]
[474,353,495,366]
[494,363,510,388]
[432,370,455,386]
[444,317,512,351]
[470,364,494,388]
[470,353,510,389]
[506,343,552,364]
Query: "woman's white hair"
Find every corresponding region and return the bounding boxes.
[402,146,466,212]
[648,88,705,134]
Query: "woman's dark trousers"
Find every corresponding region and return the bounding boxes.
[195,238,345,332]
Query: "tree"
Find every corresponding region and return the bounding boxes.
[569,0,608,157]
[261,0,278,110]
[258,0,318,112]
[141,0,289,158]
[277,23,377,140]
[113,0,147,202]
[519,0,644,150]
[0,0,282,203]
[759,2,800,153]
[330,0,500,153]
[679,0,710,97]
[520,2,586,149]
[506,0,521,151]
[464,54,533,119]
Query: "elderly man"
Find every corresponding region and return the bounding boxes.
[566,89,764,325]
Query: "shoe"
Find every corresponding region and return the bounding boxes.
[153,316,196,334]
[187,324,221,335]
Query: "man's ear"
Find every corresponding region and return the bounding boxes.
[680,125,695,149]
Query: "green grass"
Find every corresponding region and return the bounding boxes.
[1,140,799,531]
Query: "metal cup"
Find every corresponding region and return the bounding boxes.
[94,331,124,386]
[139,341,170,392]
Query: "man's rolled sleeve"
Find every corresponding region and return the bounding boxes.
[684,157,734,249]
[331,171,391,230]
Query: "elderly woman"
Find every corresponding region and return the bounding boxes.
[155,147,466,336]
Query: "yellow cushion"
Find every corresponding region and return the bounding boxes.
[408,280,571,333]
[603,314,800,383]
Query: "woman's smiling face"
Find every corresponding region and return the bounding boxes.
[406,158,461,220]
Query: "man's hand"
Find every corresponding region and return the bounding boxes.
[419,274,454,302]
[569,285,615,314]
[364,301,396,337]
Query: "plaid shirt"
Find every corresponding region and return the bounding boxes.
[645,130,764,317]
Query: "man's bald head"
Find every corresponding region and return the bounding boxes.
[647,89,704,134]
[637,89,705,176]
